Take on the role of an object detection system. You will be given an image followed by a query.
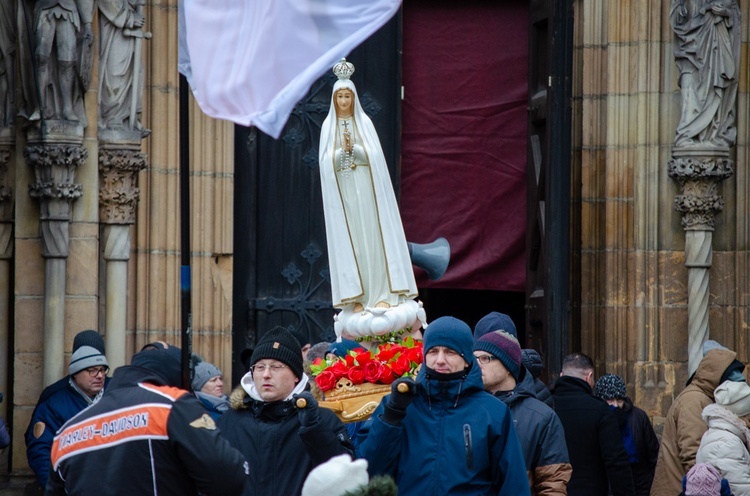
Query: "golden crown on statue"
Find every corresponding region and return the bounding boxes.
[333,58,355,80]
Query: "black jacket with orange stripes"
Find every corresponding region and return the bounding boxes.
[46,366,248,495]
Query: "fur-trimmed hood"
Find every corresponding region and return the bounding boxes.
[229,384,250,410]
[703,402,750,449]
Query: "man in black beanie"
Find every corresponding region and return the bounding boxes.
[217,327,353,495]
[47,346,248,495]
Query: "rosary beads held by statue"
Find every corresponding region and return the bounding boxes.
[318,58,424,342]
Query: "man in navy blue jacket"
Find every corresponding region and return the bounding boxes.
[357,316,530,495]
[25,330,109,490]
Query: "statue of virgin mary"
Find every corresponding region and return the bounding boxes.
[318,59,423,340]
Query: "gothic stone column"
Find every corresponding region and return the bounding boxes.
[667,147,733,376]
[24,123,85,384]
[99,139,147,369]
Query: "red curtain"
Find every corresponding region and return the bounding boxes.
[400,0,529,292]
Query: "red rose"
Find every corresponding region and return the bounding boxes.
[390,353,411,376]
[315,370,337,392]
[363,361,381,383]
[378,365,396,384]
[377,346,398,362]
[390,345,406,356]
[329,360,349,380]
[312,357,324,366]
[406,344,423,361]
[355,350,373,366]
[344,354,356,367]
[347,366,365,385]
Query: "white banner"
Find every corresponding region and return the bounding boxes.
[181,0,401,138]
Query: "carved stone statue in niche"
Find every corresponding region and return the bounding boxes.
[670,0,740,149]
[98,0,150,138]
[31,0,94,124]
[0,0,16,127]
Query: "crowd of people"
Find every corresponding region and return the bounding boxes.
[15,317,750,495]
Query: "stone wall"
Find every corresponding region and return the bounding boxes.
[572,0,750,427]
[9,1,235,476]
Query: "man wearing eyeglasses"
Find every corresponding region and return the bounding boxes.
[217,327,353,495]
[473,329,572,495]
[25,331,110,491]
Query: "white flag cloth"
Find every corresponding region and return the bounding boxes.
[182,0,401,139]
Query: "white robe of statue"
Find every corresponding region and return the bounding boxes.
[318,67,423,339]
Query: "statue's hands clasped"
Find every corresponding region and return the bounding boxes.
[700,1,728,17]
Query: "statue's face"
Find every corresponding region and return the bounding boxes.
[335,89,354,116]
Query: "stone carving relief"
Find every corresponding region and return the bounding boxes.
[670,0,740,149]
[98,0,150,139]
[668,153,734,230]
[26,0,95,125]
[98,148,147,224]
[24,143,85,257]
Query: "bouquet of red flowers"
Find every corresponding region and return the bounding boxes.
[310,336,423,393]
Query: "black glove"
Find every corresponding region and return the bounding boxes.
[293,391,320,428]
[382,377,417,426]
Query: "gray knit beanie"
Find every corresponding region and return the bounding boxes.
[69,346,108,376]
[192,361,222,391]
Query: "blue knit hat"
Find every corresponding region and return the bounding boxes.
[474,312,517,341]
[328,339,361,358]
[423,316,473,362]
[474,331,522,380]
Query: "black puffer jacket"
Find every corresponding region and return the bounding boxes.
[217,383,354,496]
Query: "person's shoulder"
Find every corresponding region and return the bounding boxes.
[673,387,712,413]
[36,376,72,405]
[141,382,190,401]
[470,390,512,417]
[630,404,650,420]
[40,380,83,410]
[516,395,557,420]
